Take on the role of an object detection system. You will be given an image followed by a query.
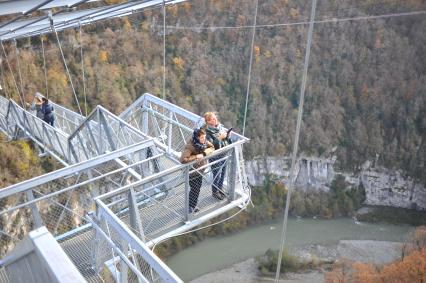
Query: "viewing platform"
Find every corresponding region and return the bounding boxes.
[0,93,250,282]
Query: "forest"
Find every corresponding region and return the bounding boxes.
[0,0,424,186]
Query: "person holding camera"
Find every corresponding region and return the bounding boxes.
[27,95,44,120]
[203,112,232,201]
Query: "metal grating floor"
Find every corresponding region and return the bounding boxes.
[0,268,10,283]
[59,229,103,283]
[138,183,234,240]
[55,185,241,282]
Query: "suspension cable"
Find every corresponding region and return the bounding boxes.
[79,23,88,116]
[13,40,25,104]
[52,25,83,115]
[162,0,166,100]
[166,9,426,31]
[242,0,258,136]
[274,0,317,281]
[0,41,25,106]
[40,34,49,99]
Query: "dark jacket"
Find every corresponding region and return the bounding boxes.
[42,102,54,121]
[205,125,231,150]
[180,140,214,170]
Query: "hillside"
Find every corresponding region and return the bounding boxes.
[0,135,51,187]
[0,0,424,184]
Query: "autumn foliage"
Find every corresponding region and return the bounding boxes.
[0,0,425,184]
[325,226,426,283]
[0,135,43,187]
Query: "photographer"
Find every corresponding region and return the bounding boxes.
[204,112,232,200]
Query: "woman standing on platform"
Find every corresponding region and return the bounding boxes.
[180,128,214,214]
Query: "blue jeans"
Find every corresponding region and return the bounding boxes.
[210,155,227,193]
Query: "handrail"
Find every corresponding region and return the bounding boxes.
[95,139,245,201]
[95,202,183,283]
[141,93,250,142]
[0,140,155,199]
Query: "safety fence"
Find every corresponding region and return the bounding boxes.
[0,141,166,257]
[68,106,150,163]
[121,93,248,157]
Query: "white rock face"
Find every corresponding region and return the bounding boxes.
[245,156,335,189]
[245,157,426,211]
[295,158,335,189]
[362,170,426,210]
[245,156,291,186]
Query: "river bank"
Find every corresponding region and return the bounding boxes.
[190,258,324,283]
[166,218,413,281]
[190,240,404,282]
[190,240,403,283]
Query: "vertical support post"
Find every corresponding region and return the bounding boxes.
[228,148,237,201]
[26,190,43,228]
[129,245,144,283]
[99,110,116,152]
[88,211,102,273]
[21,109,26,132]
[128,187,145,242]
[184,166,190,222]
[149,146,168,196]
[120,239,129,283]
[97,109,102,153]
[142,98,148,135]
[167,111,173,154]
[69,139,78,164]
[87,170,99,197]
[42,123,46,149]
[307,159,311,185]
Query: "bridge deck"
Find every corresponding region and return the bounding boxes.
[58,187,235,281]
[0,93,250,283]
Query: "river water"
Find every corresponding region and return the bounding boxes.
[165,218,414,281]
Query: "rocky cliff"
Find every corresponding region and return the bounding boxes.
[361,169,426,211]
[245,156,336,189]
[245,157,426,211]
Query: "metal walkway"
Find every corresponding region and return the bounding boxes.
[0,93,250,282]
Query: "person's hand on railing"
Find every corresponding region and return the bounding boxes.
[195,153,204,165]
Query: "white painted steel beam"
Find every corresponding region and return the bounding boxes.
[0,0,187,41]
[0,140,155,198]
[96,202,183,283]
[0,0,99,16]
[0,91,251,283]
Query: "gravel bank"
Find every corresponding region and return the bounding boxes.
[190,258,324,283]
[190,240,403,282]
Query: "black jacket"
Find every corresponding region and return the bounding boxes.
[205,125,231,150]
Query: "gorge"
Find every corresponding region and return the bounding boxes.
[246,156,426,211]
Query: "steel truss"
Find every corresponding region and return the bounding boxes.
[0,93,250,283]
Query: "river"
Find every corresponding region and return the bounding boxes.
[165,218,414,281]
